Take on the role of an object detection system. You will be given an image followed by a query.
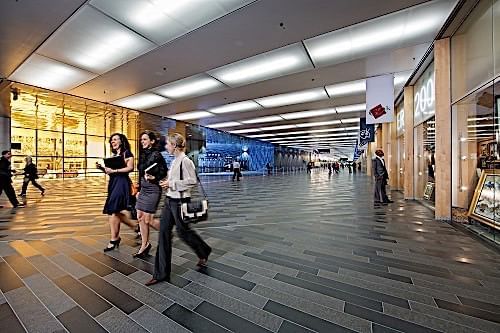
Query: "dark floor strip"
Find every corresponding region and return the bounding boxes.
[277,320,316,333]
[344,303,439,333]
[263,300,355,332]
[163,303,230,333]
[435,298,500,324]
[372,322,404,333]
[243,252,320,275]
[0,302,26,333]
[182,262,256,291]
[90,252,138,276]
[53,275,111,317]
[56,306,106,333]
[0,262,24,292]
[457,295,500,314]
[70,253,114,277]
[194,301,271,333]
[79,274,142,315]
[275,273,382,311]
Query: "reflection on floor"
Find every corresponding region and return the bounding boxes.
[1,170,500,332]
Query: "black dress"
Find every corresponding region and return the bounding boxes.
[103,150,133,215]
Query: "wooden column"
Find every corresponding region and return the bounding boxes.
[366,143,373,176]
[403,86,414,199]
[389,120,398,188]
[435,38,452,220]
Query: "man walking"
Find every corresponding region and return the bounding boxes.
[0,150,24,208]
[372,149,393,204]
[232,159,241,181]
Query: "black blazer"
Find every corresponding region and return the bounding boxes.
[23,163,39,180]
[138,148,168,188]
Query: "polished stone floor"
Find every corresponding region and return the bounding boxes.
[0,170,499,332]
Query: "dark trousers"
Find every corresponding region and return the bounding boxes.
[374,178,389,202]
[21,178,44,195]
[0,178,20,207]
[232,168,241,181]
[153,198,211,281]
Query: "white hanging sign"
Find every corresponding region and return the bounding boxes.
[366,74,394,124]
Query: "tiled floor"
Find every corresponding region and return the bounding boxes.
[1,170,500,332]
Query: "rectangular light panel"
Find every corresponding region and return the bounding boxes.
[256,87,328,108]
[37,5,155,74]
[336,103,366,113]
[281,108,337,120]
[326,80,366,97]
[169,111,214,120]
[229,128,262,134]
[153,74,225,99]
[9,54,97,92]
[209,100,262,114]
[241,115,283,124]
[208,43,313,87]
[113,92,170,109]
[207,121,242,128]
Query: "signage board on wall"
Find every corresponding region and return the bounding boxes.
[414,62,435,126]
[396,109,405,136]
[366,74,394,124]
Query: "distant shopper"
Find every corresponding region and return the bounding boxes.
[97,133,137,252]
[146,133,211,286]
[19,156,45,197]
[232,159,241,181]
[134,131,168,258]
[372,149,393,204]
[0,150,23,208]
[266,162,272,175]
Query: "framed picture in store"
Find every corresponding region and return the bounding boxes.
[468,169,500,230]
[423,182,435,200]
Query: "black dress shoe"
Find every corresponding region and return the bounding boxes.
[103,237,121,252]
[133,243,152,259]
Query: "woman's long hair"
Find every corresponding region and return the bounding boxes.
[109,133,131,155]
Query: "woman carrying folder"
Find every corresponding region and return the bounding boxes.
[97,133,137,252]
[134,131,168,258]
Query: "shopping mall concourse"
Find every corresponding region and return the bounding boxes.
[1,1,500,332]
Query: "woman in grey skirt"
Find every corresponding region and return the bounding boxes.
[134,131,168,258]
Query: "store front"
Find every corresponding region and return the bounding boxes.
[450,0,499,244]
[396,106,405,191]
[413,62,436,203]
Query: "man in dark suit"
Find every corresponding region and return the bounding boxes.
[0,150,24,208]
[372,149,393,204]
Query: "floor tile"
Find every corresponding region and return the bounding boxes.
[57,306,106,333]
[163,303,231,333]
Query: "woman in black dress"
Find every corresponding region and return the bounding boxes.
[146,133,211,286]
[134,131,168,258]
[98,133,137,252]
[19,155,45,196]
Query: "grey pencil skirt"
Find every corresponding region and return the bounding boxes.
[136,180,161,214]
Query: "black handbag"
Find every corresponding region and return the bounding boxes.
[180,159,208,224]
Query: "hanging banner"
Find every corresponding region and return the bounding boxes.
[366,74,394,124]
[358,117,375,149]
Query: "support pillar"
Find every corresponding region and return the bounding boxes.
[403,86,414,199]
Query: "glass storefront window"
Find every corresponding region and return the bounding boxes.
[37,130,63,157]
[64,133,85,157]
[414,117,435,200]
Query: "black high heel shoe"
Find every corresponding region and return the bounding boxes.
[133,243,151,259]
[104,238,121,252]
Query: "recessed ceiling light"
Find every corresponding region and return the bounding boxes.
[336,103,366,113]
[296,120,342,128]
[153,74,224,99]
[241,116,283,124]
[229,128,262,134]
[9,54,97,92]
[280,108,337,120]
[256,87,328,108]
[259,125,297,131]
[208,43,313,87]
[113,92,170,109]
[169,111,214,120]
[325,80,366,97]
[209,100,262,114]
[207,121,242,128]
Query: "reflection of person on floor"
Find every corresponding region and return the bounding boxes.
[0,150,23,208]
[372,149,393,204]
[97,133,137,252]
[20,156,45,197]
[232,159,241,181]
[134,131,168,259]
[146,133,211,286]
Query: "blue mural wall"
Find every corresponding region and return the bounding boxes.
[197,127,274,173]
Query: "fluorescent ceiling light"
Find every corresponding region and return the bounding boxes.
[209,100,262,114]
[91,0,252,45]
[9,54,97,92]
[207,121,242,128]
[256,88,328,108]
[229,128,262,134]
[169,111,214,120]
[281,108,337,120]
[259,125,297,131]
[341,117,361,124]
[296,120,342,128]
[304,0,453,67]
[247,134,277,138]
[208,43,313,87]
[153,74,224,99]
[37,6,154,74]
[113,92,170,109]
[336,103,366,113]
[326,80,366,97]
[267,132,359,141]
[241,116,283,124]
